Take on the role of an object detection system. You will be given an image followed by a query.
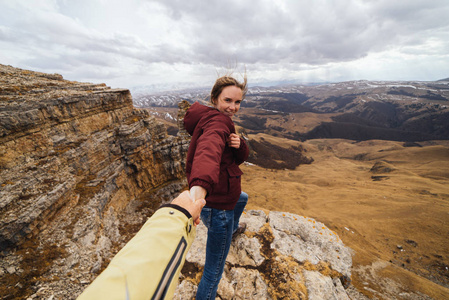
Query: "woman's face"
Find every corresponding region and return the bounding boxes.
[213,85,243,118]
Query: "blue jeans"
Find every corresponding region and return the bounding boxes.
[196,192,248,300]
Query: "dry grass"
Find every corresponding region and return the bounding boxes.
[0,239,67,299]
[242,137,449,299]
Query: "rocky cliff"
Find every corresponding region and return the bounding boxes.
[0,65,356,299]
[0,64,189,298]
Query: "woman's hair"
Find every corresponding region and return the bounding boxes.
[210,75,248,104]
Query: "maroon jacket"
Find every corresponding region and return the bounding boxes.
[184,102,249,210]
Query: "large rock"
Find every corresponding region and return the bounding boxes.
[174,210,353,299]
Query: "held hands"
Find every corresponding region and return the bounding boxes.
[227,133,241,149]
[171,191,206,226]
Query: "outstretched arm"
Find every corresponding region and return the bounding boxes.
[78,191,205,300]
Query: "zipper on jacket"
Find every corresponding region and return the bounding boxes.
[152,237,187,300]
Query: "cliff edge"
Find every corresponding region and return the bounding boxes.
[0,64,188,298]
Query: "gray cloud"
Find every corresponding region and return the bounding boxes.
[149,0,449,66]
[1,0,448,88]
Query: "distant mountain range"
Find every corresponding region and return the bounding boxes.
[133,80,449,142]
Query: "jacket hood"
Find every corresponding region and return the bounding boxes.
[184,102,217,135]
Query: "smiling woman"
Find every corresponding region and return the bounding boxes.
[210,76,247,118]
[183,74,250,299]
[212,85,242,117]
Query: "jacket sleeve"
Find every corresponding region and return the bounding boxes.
[233,137,249,165]
[188,116,230,195]
[77,206,196,300]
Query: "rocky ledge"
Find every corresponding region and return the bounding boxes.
[175,210,356,299]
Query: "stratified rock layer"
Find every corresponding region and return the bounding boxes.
[0,64,188,299]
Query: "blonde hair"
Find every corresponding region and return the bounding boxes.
[210,75,248,105]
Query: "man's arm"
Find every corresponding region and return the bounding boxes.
[77,191,205,300]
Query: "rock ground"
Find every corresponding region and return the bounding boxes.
[174,210,356,299]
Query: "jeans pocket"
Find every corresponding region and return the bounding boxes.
[201,207,212,229]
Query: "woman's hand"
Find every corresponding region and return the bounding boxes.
[172,190,206,226]
[227,133,241,149]
[189,186,207,225]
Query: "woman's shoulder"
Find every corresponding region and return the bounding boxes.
[185,102,215,134]
[187,102,214,115]
[187,102,234,131]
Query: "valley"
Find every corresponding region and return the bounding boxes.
[242,136,449,299]
[139,79,449,298]
[136,79,449,143]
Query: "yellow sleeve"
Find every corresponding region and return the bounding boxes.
[77,207,196,300]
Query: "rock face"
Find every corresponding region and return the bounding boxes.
[175,210,353,300]
[0,64,189,299]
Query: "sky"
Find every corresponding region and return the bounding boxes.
[1,0,449,91]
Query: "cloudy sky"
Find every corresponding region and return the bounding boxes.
[1,0,448,91]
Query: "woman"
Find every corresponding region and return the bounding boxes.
[183,75,250,299]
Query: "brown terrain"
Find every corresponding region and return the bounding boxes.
[146,106,449,298]
[141,81,449,299]
[241,134,449,299]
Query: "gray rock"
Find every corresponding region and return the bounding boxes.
[303,270,350,300]
[218,268,269,299]
[227,235,264,267]
[269,211,352,277]
[176,210,353,299]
